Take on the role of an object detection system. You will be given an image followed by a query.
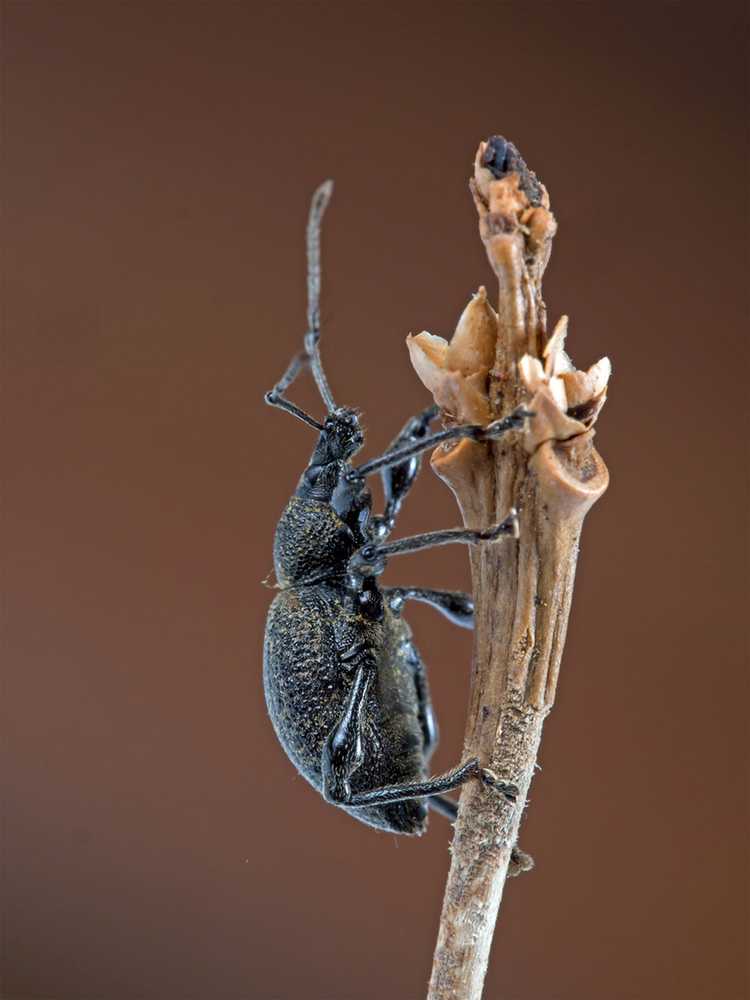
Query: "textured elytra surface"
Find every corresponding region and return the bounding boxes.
[263,581,430,835]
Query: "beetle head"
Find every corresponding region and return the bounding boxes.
[322,407,364,461]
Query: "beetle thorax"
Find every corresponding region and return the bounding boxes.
[273,496,356,588]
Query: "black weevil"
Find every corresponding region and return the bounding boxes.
[263,182,532,854]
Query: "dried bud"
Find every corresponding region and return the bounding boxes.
[408,134,610,529]
[445,286,498,376]
[406,287,498,425]
[519,314,611,452]
[473,136,545,209]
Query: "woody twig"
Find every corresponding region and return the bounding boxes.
[407,137,611,1000]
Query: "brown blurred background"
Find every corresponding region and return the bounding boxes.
[3,2,747,998]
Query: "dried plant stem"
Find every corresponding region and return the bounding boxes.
[426,448,594,1000]
[407,138,611,1000]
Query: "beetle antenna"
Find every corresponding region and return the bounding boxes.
[264,351,325,430]
[304,179,337,413]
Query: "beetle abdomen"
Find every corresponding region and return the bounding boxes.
[264,587,346,786]
[263,585,429,835]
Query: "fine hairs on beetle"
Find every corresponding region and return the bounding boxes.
[262,177,533,873]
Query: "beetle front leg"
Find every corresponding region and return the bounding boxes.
[352,406,531,480]
[372,405,439,540]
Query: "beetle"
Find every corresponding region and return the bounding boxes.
[262,182,532,866]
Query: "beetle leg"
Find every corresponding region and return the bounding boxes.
[411,640,530,865]
[371,405,439,540]
[401,639,439,760]
[385,586,474,629]
[351,406,531,479]
[321,659,375,804]
[322,657,517,809]
[428,797,534,877]
[349,510,518,579]
[336,757,518,809]
[429,794,458,821]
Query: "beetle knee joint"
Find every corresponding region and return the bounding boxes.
[322,777,351,806]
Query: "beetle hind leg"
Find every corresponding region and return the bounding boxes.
[322,653,516,828]
[332,757,485,809]
[429,794,458,821]
[402,639,439,761]
[321,660,489,809]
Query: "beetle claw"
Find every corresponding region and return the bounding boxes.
[480,768,518,803]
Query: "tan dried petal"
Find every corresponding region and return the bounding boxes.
[438,372,491,426]
[550,377,568,411]
[473,142,494,205]
[457,371,492,425]
[525,204,556,248]
[519,355,546,394]
[523,384,585,453]
[543,315,570,375]
[406,332,448,396]
[487,172,528,217]
[520,352,568,412]
[558,357,611,410]
[445,286,498,377]
[558,370,591,409]
[429,370,465,419]
[587,356,612,398]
